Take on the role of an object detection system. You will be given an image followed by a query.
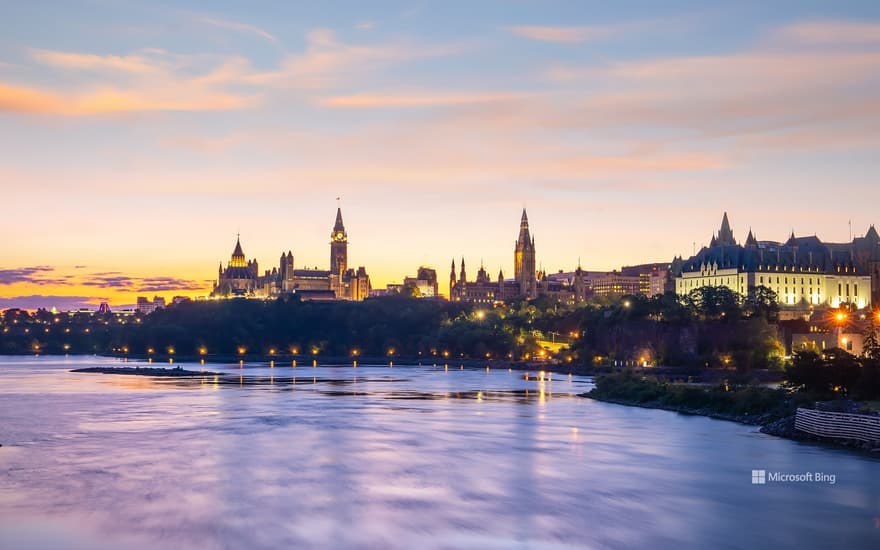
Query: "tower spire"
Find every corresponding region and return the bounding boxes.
[514,209,537,298]
[333,207,345,232]
[330,206,348,277]
[717,212,735,245]
[230,234,246,267]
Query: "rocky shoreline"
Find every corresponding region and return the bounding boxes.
[582,394,775,425]
[585,393,880,453]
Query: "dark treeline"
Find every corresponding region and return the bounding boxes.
[3,285,875,379]
[785,347,880,400]
[569,286,784,371]
[134,296,505,358]
[0,296,547,360]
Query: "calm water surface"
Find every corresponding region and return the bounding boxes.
[0,356,878,549]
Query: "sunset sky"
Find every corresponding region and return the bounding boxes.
[2,1,880,309]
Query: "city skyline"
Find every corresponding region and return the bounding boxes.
[3,1,880,309]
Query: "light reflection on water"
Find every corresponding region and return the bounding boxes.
[0,356,879,549]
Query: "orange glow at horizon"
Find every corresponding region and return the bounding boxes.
[2,10,880,311]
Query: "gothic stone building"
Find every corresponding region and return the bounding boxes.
[212,208,371,301]
[674,213,879,309]
[449,209,591,304]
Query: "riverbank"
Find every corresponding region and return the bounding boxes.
[583,371,880,453]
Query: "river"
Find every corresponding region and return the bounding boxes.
[0,356,878,549]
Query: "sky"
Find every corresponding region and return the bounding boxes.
[2,0,880,309]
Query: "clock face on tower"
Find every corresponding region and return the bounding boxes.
[333,231,346,242]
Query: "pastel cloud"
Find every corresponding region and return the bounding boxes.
[30,49,162,74]
[2,30,467,115]
[80,274,208,292]
[505,25,618,43]
[0,267,71,285]
[247,29,466,90]
[1,48,259,114]
[0,82,254,114]
[773,20,880,46]
[319,91,530,108]
[0,267,206,294]
[196,16,279,44]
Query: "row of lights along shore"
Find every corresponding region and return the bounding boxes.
[92,346,551,361]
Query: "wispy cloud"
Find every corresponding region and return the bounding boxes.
[772,20,880,46]
[0,266,207,294]
[1,48,259,115]
[0,82,255,115]
[30,49,161,74]
[3,30,467,116]
[320,91,530,108]
[80,274,207,292]
[505,25,619,44]
[246,29,467,90]
[534,24,880,145]
[0,266,70,285]
[196,16,279,44]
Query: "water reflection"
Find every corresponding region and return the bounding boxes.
[0,356,878,549]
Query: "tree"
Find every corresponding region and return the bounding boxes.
[785,348,861,397]
[862,313,880,361]
[784,350,828,394]
[687,286,742,320]
[746,286,779,321]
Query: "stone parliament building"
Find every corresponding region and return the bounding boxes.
[450,209,591,305]
[211,208,371,301]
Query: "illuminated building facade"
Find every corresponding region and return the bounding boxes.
[674,213,878,309]
[450,210,590,304]
[211,208,371,301]
[513,209,538,299]
[620,263,672,296]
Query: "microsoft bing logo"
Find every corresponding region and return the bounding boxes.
[751,470,766,484]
